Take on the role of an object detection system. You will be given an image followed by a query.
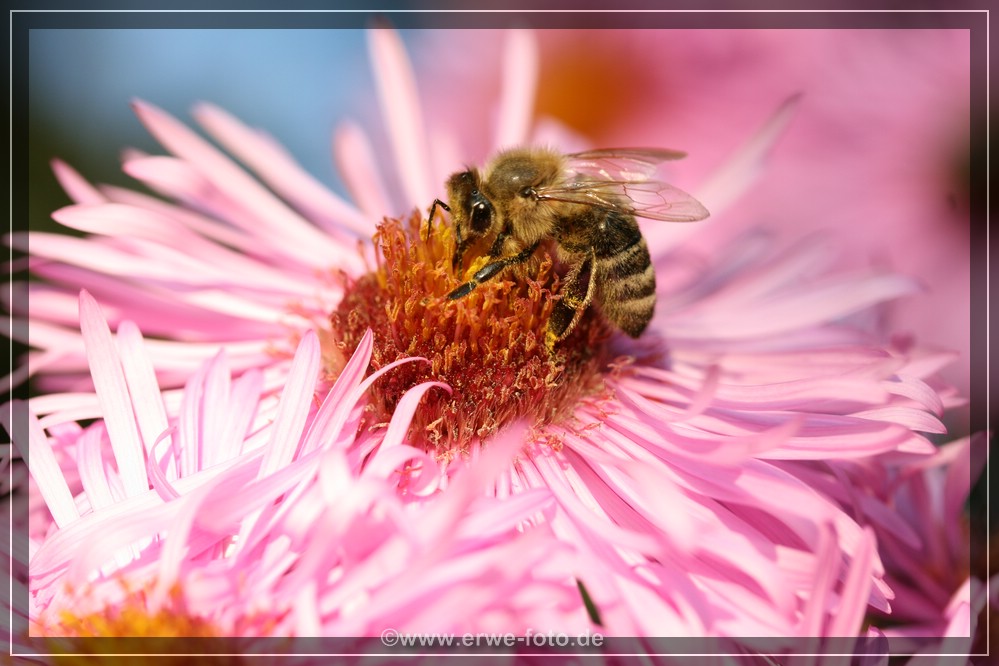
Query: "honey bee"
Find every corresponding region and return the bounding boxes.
[428,146,709,351]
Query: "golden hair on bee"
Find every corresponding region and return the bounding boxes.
[428,145,708,352]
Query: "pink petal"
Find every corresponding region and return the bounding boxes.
[192,101,371,236]
[361,444,438,488]
[851,407,946,434]
[367,28,433,207]
[129,100,345,268]
[494,30,538,150]
[416,423,531,553]
[76,423,115,511]
[147,426,181,502]
[884,374,945,415]
[649,95,800,256]
[79,291,149,497]
[525,449,663,556]
[30,392,101,423]
[334,121,396,220]
[4,402,80,528]
[453,489,554,540]
[320,355,431,458]
[52,202,204,248]
[300,329,373,456]
[829,526,876,635]
[258,330,320,478]
[229,369,264,456]
[115,320,170,459]
[51,159,106,205]
[198,351,234,469]
[697,94,801,216]
[624,367,891,412]
[35,449,262,581]
[99,182,283,258]
[18,232,182,281]
[177,356,208,478]
[800,525,840,635]
[379,380,451,450]
[667,274,919,340]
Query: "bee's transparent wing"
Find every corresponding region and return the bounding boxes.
[535,148,709,222]
[566,148,689,179]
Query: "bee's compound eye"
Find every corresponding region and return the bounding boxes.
[470,200,493,233]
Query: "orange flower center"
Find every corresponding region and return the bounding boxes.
[329,212,611,459]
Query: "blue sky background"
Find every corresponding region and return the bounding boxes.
[27,29,421,228]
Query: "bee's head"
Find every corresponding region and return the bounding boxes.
[446,168,495,240]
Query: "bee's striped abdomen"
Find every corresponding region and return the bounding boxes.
[594,214,656,337]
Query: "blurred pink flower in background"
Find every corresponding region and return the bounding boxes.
[5,25,981,658]
[509,29,972,432]
[781,434,991,666]
[863,434,991,642]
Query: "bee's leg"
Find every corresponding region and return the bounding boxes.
[545,250,595,352]
[447,240,541,300]
[487,221,513,257]
[427,198,450,238]
[452,225,469,270]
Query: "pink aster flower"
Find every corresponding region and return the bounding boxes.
[9,27,966,655]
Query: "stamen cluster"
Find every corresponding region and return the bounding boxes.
[330,212,610,457]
